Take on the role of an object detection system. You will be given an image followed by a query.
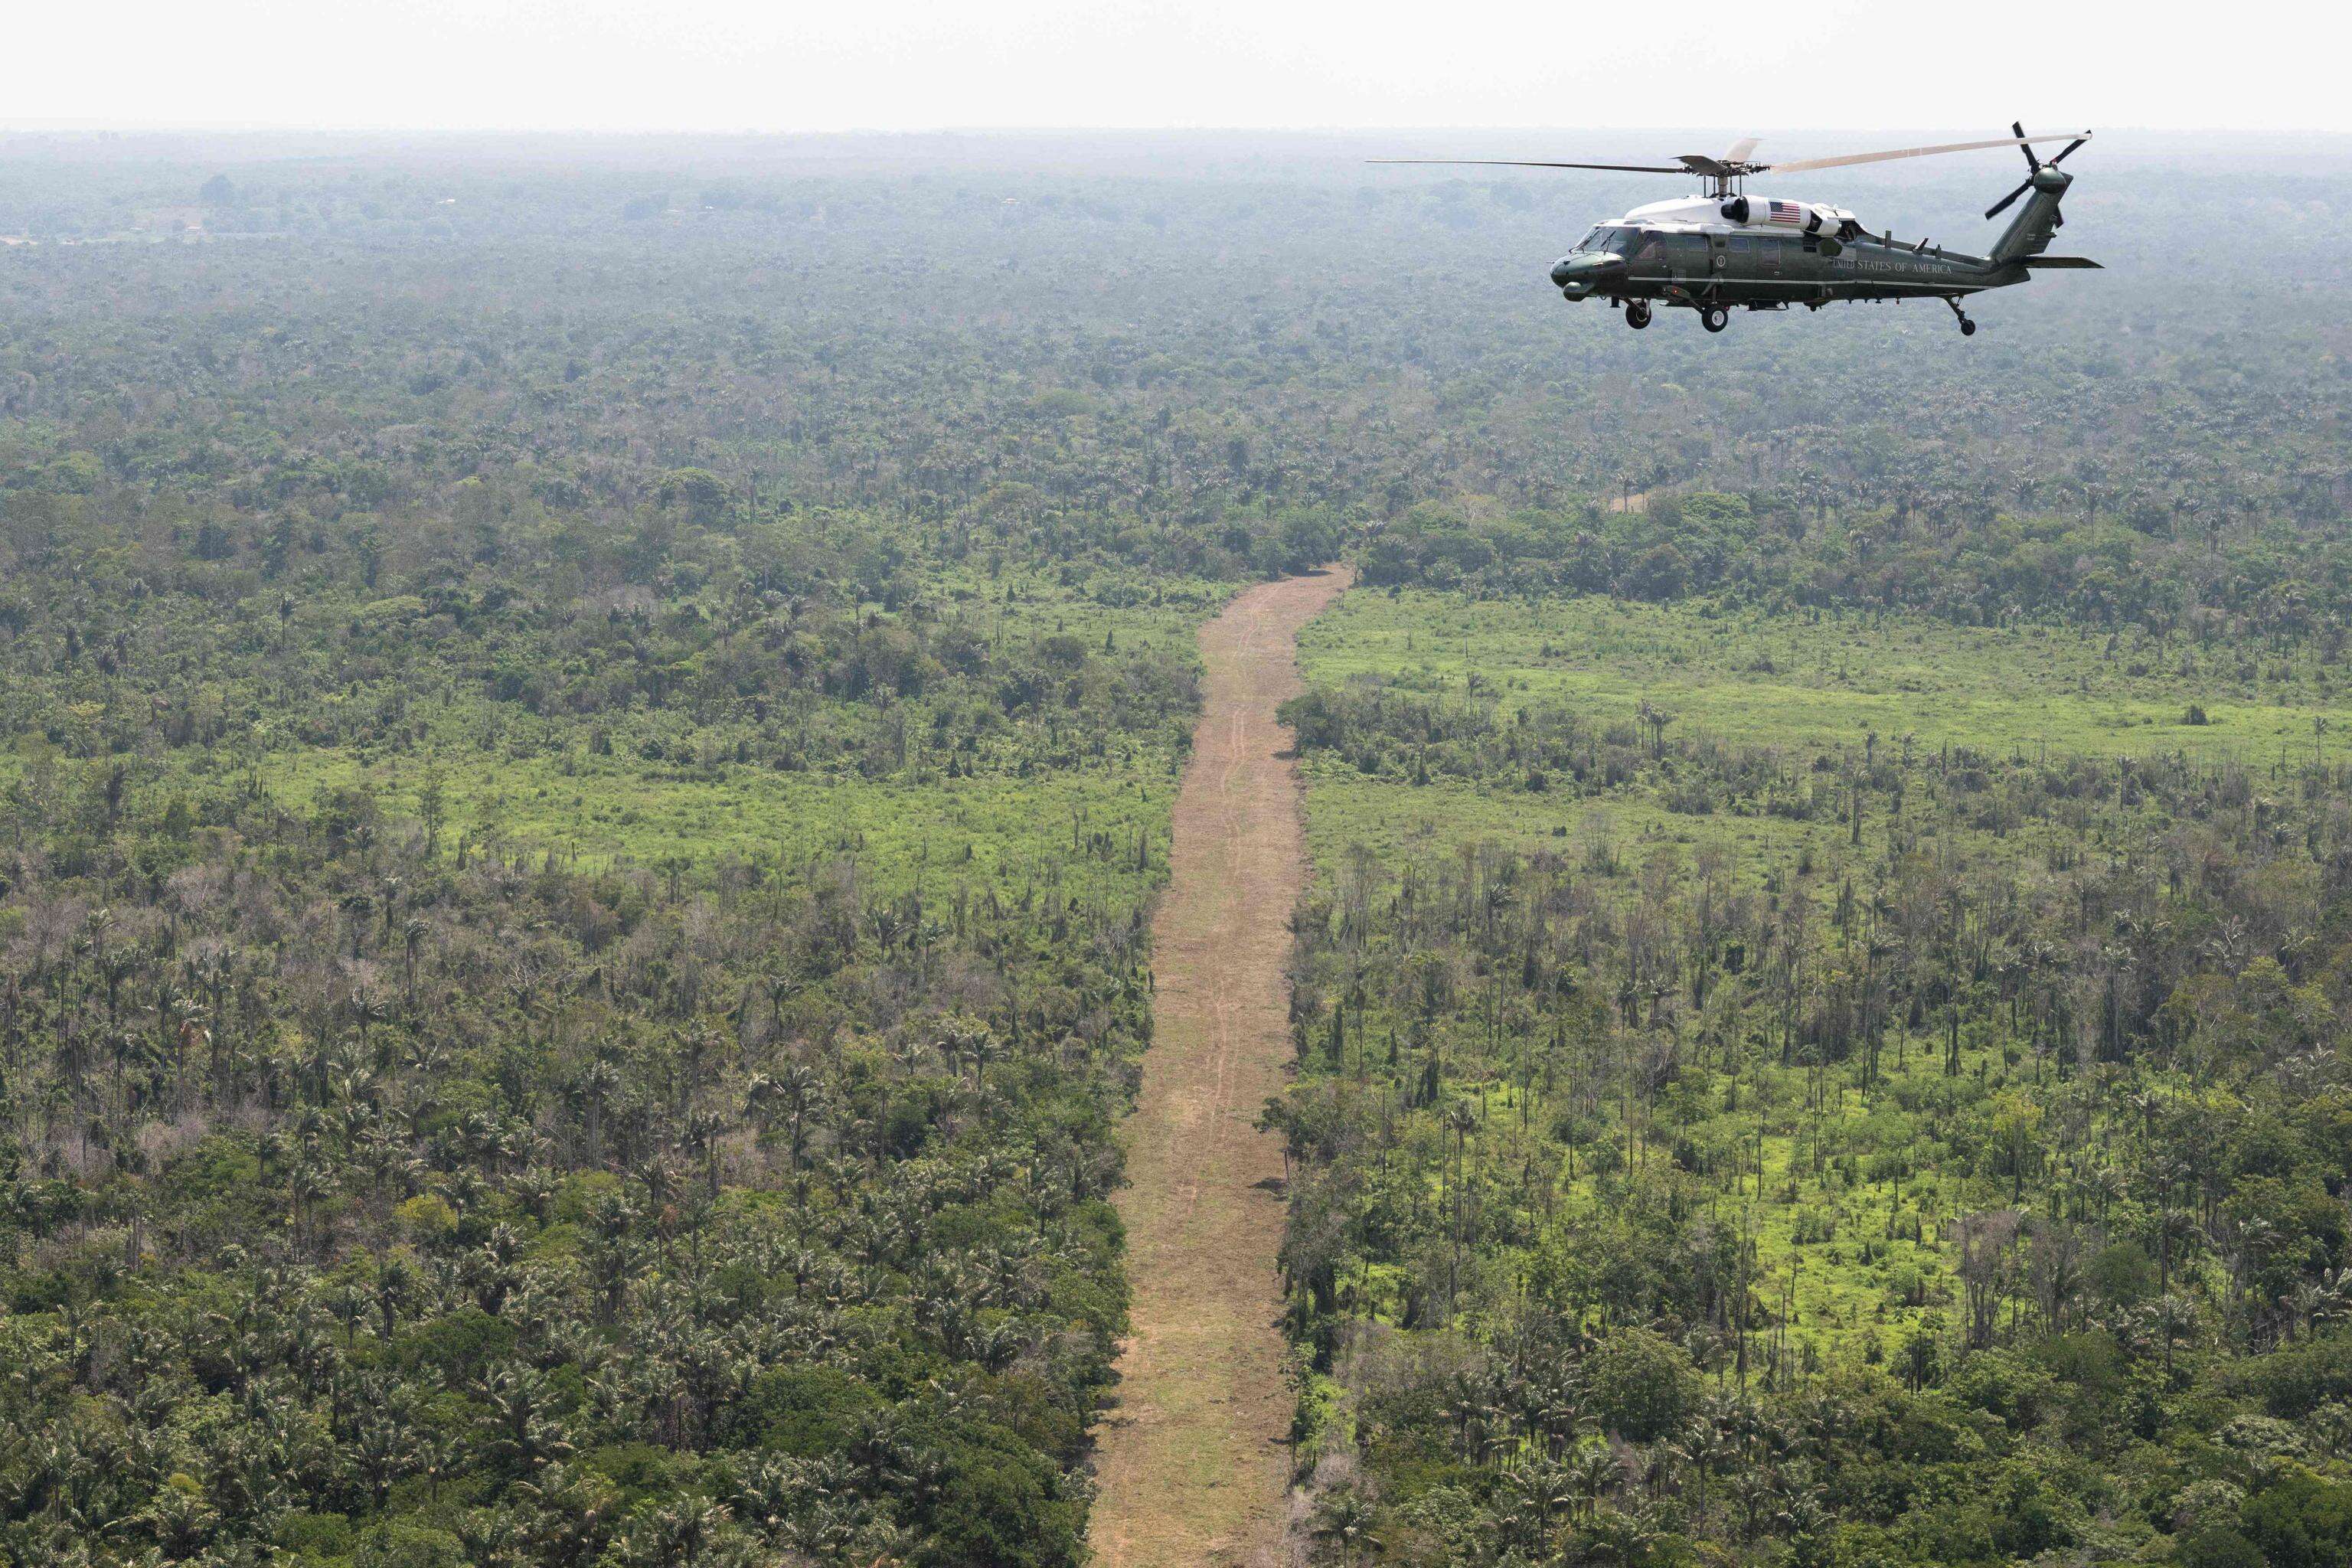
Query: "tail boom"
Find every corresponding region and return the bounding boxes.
[1990,167,2073,266]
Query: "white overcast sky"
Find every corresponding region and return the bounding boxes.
[12,0,2349,135]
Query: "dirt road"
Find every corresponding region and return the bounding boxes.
[1089,567,1352,1568]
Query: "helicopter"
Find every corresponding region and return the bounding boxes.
[1377,123,2097,335]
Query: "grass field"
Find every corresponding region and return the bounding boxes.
[1301,589,2352,763]
[112,569,1240,903]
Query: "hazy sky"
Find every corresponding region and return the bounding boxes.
[15,0,2347,135]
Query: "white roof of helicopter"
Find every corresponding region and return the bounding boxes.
[1613,194,1857,233]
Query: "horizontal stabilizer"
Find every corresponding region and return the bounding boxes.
[2024,256,2102,268]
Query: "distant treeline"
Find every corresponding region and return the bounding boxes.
[1360,493,2352,645]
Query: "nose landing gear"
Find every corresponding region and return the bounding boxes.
[1945,296,1978,336]
[1624,301,1651,330]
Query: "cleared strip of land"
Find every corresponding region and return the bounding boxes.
[1089,567,1352,1568]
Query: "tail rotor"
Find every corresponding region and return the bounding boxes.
[1986,121,2089,218]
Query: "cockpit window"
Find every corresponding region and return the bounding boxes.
[1576,226,1606,251]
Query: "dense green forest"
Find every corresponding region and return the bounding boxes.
[1274,658,2352,1566]
[1,129,2349,1566]
[0,491,1221,1566]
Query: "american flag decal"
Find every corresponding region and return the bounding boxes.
[1767,200,1804,225]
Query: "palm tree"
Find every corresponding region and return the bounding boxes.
[1772,1486,1831,1550]
[375,1255,417,1339]
[325,1281,371,1348]
[762,969,805,1039]
[1566,1442,1618,1521]
[1672,1424,1730,1517]
[483,1362,576,1475]
[351,1416,411,1508]
[1444,1096,1479,1304]
[622,1498,753,1566]
[751,1062,822,1173]
[1494,1461,1572,1555]
[1311,1488,1380,1567]
[937,1015,994,1091]
[577,1058,623,1165]
[350,985,393,1067]
[401,917,427,999]
[288,1158,332,1258]
[511,1462,616,1562]
[1575,1504,1661,1566]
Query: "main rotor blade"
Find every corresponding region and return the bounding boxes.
[1762,131,2092,175]
[1720,136,1761,165]
[1367,158,1686,173]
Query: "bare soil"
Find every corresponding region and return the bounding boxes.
[1088,567,1352,1568]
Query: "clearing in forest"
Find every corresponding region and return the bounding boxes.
[1090,567,1353,1568]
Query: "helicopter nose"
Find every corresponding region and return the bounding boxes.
[1549,253,1624,299]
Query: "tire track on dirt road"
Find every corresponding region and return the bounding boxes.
[1089,567,1351,1568]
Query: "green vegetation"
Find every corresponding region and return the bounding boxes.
[1304,586,2352,760]
[0,482,1214,1563]
[0,145,1274,1560]
[1274,595,2352,1565]
[1354,489,2352,643]
[2,127,2350,1568]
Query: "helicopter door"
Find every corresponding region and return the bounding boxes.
[1707,232,1729,277]
[1728,234,1760,297]
[1663,233,1707,285]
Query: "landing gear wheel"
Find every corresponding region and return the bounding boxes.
[1625,301,1651,330]
[1960,317,1978,337]
[1700,306,1729,334]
